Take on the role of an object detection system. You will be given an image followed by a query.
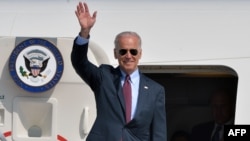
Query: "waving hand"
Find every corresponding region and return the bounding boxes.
[75,2,97,38]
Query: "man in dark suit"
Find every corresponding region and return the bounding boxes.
[71,2,167,141]
[191,89,235,141]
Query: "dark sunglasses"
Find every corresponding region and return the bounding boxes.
[118,49,138,56]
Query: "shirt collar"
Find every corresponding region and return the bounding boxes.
[120,68,139,84]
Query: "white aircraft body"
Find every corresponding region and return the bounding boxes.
[0,0,249,140]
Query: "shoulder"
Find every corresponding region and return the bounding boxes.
[140,73,164,90]
[99,64,120,75]
[100,64,116,71]
[192,121,214,131]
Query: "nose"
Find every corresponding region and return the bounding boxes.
[124,51,132,58]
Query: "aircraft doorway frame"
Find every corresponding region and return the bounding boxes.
[139,65,238,141]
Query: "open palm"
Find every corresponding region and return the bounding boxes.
[75,2,97,37]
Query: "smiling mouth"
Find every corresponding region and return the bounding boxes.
[124,61,134,64]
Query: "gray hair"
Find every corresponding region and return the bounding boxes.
[114,31,142,49]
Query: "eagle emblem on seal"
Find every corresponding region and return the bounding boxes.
[20,49,50,79]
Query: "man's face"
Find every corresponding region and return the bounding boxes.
[114,35,142,74]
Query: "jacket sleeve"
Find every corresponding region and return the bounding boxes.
[71,37,102,91]
[151,86,167,141]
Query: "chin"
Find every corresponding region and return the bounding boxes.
[124,68,134,74]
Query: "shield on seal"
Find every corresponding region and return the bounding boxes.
[23,49,50,78]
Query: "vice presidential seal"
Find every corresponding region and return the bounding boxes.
[9,38,64,93]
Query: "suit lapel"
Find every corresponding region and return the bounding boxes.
[114,67,126,115]
[134,74,150,118]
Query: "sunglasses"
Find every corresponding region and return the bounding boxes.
[118,49,138,56]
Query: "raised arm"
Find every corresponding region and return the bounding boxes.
[75,2,97,38]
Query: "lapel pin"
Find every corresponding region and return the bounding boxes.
[144,86,148,89]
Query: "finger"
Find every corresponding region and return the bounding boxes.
[92,11,97,19]
[83,2,89,13]
[76,2,85,14]
[75,10,79,17]
[76,4,81,15]
[79,2,84,12]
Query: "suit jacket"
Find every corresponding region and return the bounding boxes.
[71,38,167,141]
[191,121,214,141]
[191,120,234,141]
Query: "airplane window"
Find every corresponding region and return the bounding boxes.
[139,65,238,141]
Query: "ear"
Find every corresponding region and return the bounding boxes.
[138,49,142,59]
[114,49,118,59]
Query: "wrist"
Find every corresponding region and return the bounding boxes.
[80,28,90,38]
